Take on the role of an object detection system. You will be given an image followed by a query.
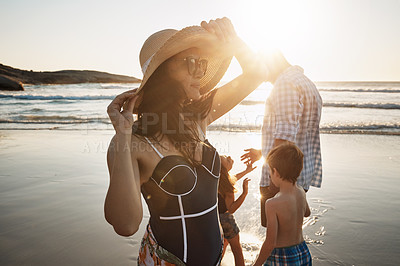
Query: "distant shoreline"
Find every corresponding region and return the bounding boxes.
[315,81,400,85]
[0,63,141,91]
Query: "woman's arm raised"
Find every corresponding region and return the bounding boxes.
[104,135,143,236]
[201,18,267,125]
[104,90,143,236]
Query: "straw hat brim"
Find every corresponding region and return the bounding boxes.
[137,26,233,95]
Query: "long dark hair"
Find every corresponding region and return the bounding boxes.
[133,59,216,166]
[218,164,237,197]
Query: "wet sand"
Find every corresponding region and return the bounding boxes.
[0,130,399,265]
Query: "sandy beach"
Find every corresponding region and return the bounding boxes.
[1,130,399,265]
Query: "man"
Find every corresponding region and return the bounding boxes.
[241,50,322,227]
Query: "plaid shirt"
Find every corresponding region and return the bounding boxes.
[260,66,323,190]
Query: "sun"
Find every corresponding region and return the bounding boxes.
[231,0,312,61]
[220,0,316,82]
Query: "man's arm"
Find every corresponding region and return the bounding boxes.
[253,200,278,266]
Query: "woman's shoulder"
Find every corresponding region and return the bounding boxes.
[108,133,148,158]
[131,134,151,158]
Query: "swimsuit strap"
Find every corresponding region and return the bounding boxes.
[144,136,164,158]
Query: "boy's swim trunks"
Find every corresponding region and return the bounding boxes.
[264,241,312,266]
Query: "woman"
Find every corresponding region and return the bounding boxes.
[105,17,266,265]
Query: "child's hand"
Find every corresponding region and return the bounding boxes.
[242,178,250,195]
[245,161,257,173]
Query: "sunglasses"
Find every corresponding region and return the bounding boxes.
[173,56,208,76]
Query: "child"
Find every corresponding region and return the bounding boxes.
[219,155,255,266]
[253,143,312,266]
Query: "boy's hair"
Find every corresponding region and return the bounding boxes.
[267,143,304,184]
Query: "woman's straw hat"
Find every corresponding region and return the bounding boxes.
[138,26,233,95]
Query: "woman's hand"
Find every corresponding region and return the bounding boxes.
[200,17,243,58]
[201,18,267,79]
[107,89,139,135]
[200,17,237,43]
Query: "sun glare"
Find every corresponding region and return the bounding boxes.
[218,0,318,82]
[232,0,312,62]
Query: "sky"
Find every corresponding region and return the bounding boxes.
[0,0,399,81]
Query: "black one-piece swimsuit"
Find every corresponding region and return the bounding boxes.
[141,136,222,266]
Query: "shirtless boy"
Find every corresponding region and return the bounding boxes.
[253,143,312,266]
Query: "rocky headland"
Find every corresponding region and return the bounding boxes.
[0,63,141,91]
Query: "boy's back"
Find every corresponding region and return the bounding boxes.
[267,185,310,248]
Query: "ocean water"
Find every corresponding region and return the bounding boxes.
[1,81,400,135]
